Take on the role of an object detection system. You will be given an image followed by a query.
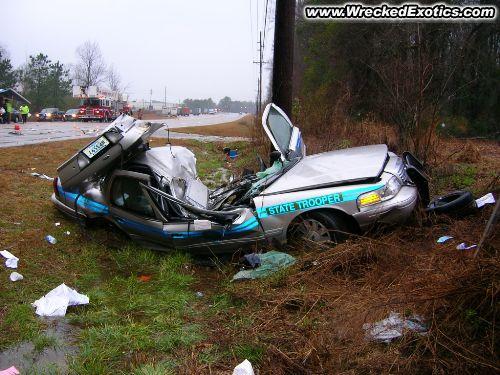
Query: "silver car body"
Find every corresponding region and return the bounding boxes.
[51,104,425,253]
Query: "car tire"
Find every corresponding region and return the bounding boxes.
[288,210,350,245]
[426,190,476,216]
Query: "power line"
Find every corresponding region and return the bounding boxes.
[263,0,270,49]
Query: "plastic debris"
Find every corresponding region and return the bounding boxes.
[65,231,71,236]
[456,242,477,250]
[196,291,204,298]
[363,312,427,343]
[0,250,19,269]
[475,193,495,208]
[232,251,296,281]
[243,253,261,268]
[32,283,89,317]
[30,172,54,181]
[45,235,57,244]
[232,359,254,375]
[55,222,61,226]
[0,366,20,375]
[437,235,453,244]
[138,274,151,282]
[9,272,24,282]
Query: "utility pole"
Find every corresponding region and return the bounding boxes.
[164,86,166,108]
[253,31,264,115]
[272,0,296,118]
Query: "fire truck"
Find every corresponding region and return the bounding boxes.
[73,86,128,122]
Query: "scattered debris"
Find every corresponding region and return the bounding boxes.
[363,312,427,343]
[195,291,204,298]
[456,242,477,250]
[138,275,151,282]
[65,231,71,236]
[45,235,57,245]
[0,249,19,269]
[243,253,262,268]
[475,193,495,208]
[30,172,54,181]
[32,283,89,317]
[0,366,20,375]
[9,272,24,282]
[437,235,453,244]
[232,359,254,375]
[55,222,61,226]
[232,251,296,281]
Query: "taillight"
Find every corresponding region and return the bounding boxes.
[53,176,60,197]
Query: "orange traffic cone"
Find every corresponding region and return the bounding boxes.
[14,123,22,135]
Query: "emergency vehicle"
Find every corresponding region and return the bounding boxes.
[73,86,128,122]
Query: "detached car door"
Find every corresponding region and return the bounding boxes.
[107,170,173,249]
[262,103,306,161]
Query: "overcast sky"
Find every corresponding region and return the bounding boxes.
[4,0,273,103]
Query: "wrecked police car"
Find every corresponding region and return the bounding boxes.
[51,103,428,252]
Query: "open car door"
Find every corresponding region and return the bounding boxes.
[262,103,306,162]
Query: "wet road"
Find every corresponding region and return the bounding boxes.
[0,113,247,148]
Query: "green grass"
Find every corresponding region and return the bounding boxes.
[0,138,256,373]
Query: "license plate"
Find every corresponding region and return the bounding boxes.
[82,136,110,159]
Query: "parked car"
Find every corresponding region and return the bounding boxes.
[51,104,428,253]
[63,109,80,121]
[37,108,64,121]
[208,108,215,114]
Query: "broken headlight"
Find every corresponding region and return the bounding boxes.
[357,176,402,208]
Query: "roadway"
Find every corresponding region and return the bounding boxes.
[0,113,247,148]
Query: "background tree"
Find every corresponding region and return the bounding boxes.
[74,41,107,88]
[20,53,71,111]
[107,64,122,92]
[218,96,232,112]
[293,0,500,159]
[0,46,17,88]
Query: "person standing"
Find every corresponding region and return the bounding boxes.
[20,104,29,124]
[5,99,12,124]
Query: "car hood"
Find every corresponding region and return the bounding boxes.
[262,144,388,194]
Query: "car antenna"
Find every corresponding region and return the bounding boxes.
[164,123,175,158]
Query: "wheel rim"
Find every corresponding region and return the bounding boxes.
[295,218,331,242]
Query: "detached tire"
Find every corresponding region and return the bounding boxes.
[426,190,476,216]
[289,211,349,245]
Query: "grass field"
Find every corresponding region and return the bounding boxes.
[0,138,257,374]
[172,114,254,138]
[0,135,498,374]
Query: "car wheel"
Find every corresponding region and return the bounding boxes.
[289,211,349,245]
[426,190,476,216]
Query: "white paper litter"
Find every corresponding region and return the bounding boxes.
[0,250,19,269]
[55,222,61,226]
[32,283,89,317]
[0,366,20,375]
[475,193,495,208]
[9,272,23,282]
[30,172,54,181]
[456,242,477,250]
[363,312,427,343]
[437,235,453,244]
[232,359,255,375]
